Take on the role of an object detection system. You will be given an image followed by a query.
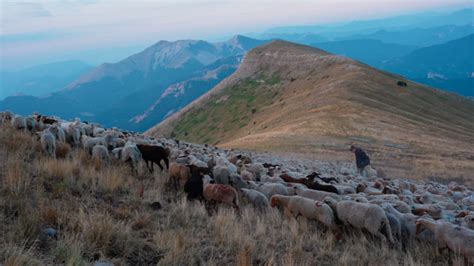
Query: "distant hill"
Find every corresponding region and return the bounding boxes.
[0,60,93,99]
[311,39,417,67]
[262,8,474,37]
[0,35,267,131]
[149,40,474,181]
[382,34,474,96]
[341,24,474,47]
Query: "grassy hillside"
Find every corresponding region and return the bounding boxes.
[171,74,281,144]
[149,40,474,184]
[0,124,463,265]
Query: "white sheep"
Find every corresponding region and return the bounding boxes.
[386,212,403,248]
[93,126,105,137]
[324,198,394,243]
[83,136,106,154]
[79,123,93,136]
[0,110,13,124]
[11,115,27,131]
[356,183,383,195]
[246,181,289,199]
[416,217,474,262]
[240,170,255,181]
[244,163,266,180]
[111,147,123,160]
[92,145,110,164]
[334,184,356,194]
[391,201,412,214]
[35,120,46,132]
[188,155,208,168]
[294,186,340,201]
[65,123,82,147]
[463,215,474,230]
[260,175,285,184]
[121,144,141,173]
[25,116,36,132]
[216,156,237,173]
[271,195,340,234]
[382,203,434,242]
[241,188,270,211]
[230,174,248,190]
[213,165,232,185]
[38,130,56,158]
[49,125,66,143]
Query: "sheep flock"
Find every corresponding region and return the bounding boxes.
[1,110,474,265]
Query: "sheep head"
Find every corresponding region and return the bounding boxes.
[455,211,470,218]
[356,183,367,193]
[415,221,425,235]
[202,175,212,185]
[415,218,436,235]
[270,196,280,207]
[323,197,337,209]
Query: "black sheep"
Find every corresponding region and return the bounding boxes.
[262,163,280,168]
[136,144,170,172]
[306,180,339,194]
[306,172,338,184]
[184,165,209,201]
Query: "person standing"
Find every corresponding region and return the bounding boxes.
[350,145,370,178]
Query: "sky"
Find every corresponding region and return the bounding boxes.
[1,0,472,70]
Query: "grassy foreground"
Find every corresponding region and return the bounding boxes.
[0,124,461,265]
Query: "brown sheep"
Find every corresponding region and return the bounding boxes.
[280,172,306,184]
[169,162,191,190]
[202,175,239,211]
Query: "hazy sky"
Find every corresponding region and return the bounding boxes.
[1,0,472,70]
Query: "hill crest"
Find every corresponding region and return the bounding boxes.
[148,40,474,182]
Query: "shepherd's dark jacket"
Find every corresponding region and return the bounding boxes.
[355,148,370,169]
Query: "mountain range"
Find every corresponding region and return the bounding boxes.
[382,34,474,96]
[1,8,472,133]
[148,40,474,180]
[0,35,267,131]
[261,8,474,40]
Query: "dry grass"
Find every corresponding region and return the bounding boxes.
[0,124,460,264]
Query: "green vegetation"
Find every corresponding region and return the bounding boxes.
[172,73,281,144]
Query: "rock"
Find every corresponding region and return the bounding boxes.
[397,80,407,87]
[42,227,57,238]
[150,201,162,210]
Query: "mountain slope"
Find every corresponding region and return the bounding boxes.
[382,34,474,96]
[149,41,474,182]
[0,36,267,131]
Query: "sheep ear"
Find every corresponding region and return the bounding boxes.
[315,202,322,207]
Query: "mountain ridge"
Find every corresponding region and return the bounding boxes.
[149,40,474,182]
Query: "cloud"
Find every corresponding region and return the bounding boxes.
[1,2,51,24]
[1,0,472,69]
